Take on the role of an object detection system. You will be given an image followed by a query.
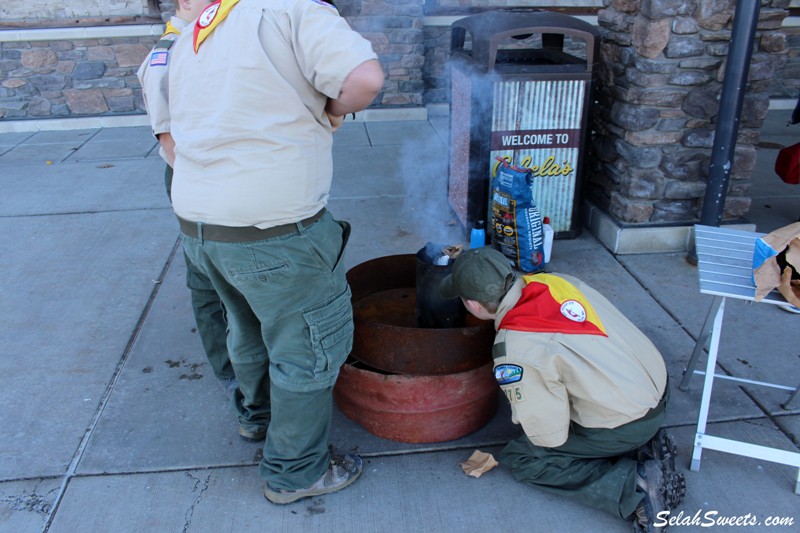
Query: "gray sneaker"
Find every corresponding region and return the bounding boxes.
[239,426,267,442]
[263,453,363,504]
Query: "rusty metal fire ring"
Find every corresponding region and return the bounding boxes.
[347,254,495,375]
[334,360,499,443]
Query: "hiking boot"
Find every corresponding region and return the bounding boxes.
[263,453,363,504]
[632,460,667,533]
[638,429,686,509]
[638,429,677,472]
[239,426,267,442]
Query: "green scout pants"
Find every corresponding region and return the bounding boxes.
[164,165,233,381]
[499,391,668,521]
[181,211,353,491]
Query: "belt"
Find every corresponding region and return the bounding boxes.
[177,208,326,243]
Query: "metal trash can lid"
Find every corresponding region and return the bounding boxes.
[451,9,600,70]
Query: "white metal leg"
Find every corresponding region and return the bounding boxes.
[691,297,726,472]
[689,297,800,494]
[680,296,723,391]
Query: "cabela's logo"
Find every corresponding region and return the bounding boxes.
[491,155,574,179]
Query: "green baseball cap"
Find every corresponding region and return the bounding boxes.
[439,247,515,302]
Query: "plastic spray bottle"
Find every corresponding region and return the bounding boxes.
[542,217,554,265]
[470,220,486,249]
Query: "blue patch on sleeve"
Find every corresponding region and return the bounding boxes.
[494,364,523,385]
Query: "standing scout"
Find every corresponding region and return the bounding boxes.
[136,0,238,398]
[440,248,686,533]
[167,0,383,503]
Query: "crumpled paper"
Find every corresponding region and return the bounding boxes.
[753,222,800,307]
[459,450,498,478]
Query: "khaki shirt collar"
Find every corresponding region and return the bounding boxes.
[494,277,525,329]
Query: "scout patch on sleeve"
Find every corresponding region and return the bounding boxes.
[494,364,523,385]
[149,51,169,67]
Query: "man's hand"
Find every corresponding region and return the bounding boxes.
[157,132,176,167]
[326,111,344,132]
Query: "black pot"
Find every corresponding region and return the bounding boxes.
[414,245,466,328]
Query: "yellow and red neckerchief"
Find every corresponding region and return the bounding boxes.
[498,274,607,337]
[193,0,240,53]
[163,20,181,38]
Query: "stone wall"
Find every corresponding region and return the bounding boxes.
[1,0,151,20]
[588,0,789,225]
[2,1,799,123]
[342,0,426,106]
[423,25,451,105]
[0,38,157,119]
[773,24,800,99]
[0,0,424,120]
[423,7,798,106]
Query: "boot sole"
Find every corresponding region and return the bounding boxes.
[641,429,685,508]
[640,429,677,473]
[664,472,686,510]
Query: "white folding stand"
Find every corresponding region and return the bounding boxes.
[681,225,800,494]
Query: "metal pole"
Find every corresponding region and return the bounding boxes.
[687,0,760,264]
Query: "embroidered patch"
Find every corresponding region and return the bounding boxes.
[198,3,220,27]
[494,364,523,385]
[149,51,169,67]
[504,385,524,403]
[194,0,238,53]
[560,300,587,322]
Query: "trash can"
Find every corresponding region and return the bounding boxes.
[447,9,599,239]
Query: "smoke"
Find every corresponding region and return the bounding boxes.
[395,123,461,247]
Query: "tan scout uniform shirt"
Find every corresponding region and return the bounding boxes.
[167,0,377,228]
[493,274,667,448]
[137,16,187,161]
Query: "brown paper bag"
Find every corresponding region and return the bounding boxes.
[753,222,800,307]
[459,450,498,478]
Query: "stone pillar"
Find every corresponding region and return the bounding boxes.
[590,0,789,225]
[343,0,425,107]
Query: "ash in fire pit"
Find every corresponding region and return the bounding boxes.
[346,253,494,376]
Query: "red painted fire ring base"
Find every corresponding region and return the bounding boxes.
[333,360,499,443]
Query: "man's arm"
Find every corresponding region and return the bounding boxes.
[325,59,384,117]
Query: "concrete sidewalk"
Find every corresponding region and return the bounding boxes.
[0,110,799,533]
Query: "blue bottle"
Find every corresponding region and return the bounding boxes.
[470,220,486,249]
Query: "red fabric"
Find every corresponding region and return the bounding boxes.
[498,280,607,337]
[775,142,800,185]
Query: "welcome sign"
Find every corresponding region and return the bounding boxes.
[488,79,587,234]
